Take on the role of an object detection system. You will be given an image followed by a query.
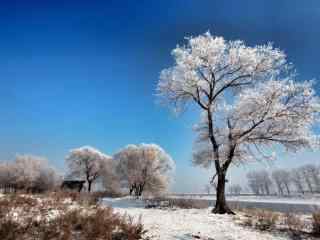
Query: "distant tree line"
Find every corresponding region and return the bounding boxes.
[65,144,175,197]
[0,155,61,193]
[246,164,320,195]
[0,143,175,197]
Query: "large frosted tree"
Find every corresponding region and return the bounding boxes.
[115,143,174,197]
[66,146,112,192]
[157,32,319,214]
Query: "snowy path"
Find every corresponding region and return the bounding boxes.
[103,198,289,240]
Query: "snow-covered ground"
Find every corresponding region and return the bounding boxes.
[103,197,291,240]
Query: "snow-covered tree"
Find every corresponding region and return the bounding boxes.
[0,162,17,192]
[66,146,112,192]
[247,170,272,195]
[157,32,320,214]
[272,169,284,195]
[228,184,242,195]
[0,155,61,193]
[315,165,320,192]
[247,171,261,195]
[272,169,291,195]
[300,164,320,193]
[15,155,60,192]
[290,168,305,194]
[114,143,175,197]
[100,159,121,194]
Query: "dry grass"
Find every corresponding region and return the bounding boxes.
[0,193,147,240]
[283,213,305,233]
[48,191,100,205]
[145,198,209,209]
[40,208,146,240]
[237,209,280,231]
[238,208,320,239]
[93,190,125,199]
[254,210,280,231]
[312,210,320,236]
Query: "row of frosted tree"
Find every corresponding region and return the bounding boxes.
[65,144,174,196]
[0,155,60,193]
[0,143,175,196]
[247,164,320,195]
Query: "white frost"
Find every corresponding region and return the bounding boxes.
[104,198,289,240]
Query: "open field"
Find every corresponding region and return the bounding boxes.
[103,197,319,240]
[1,193,319,239]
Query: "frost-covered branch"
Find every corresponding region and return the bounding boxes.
[66,146,112,192]
[114,143,175,197]
[157,32,320,214]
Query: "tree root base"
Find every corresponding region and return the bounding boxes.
[211,206,235,215]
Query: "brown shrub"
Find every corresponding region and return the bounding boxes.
[36,207,146,240]
[0,198,11,218]
[0,194,146,240]
[117,215,147,240]
[283,213,304,233]
[49,191,100,206]
[0,194,39,220]
[76,192,100,206]
[0,218,22,240]
[93,190,124,199]
[312,210,320,236]
[146,198,208,209]
[49,191,81,202]
[10,194,38,206]
[254,210,279,231]
[170,198,209,209]
[241,216,253,227]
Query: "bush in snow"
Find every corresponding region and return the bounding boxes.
[146,198,209,209]
[0,194,147,240]
[283,213,305,234]
[253,210,280,231]
[312,210,320,236]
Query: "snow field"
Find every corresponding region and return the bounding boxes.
[103,197,290,240]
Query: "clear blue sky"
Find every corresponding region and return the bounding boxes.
[0,0,320,192]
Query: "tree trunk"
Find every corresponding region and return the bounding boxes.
[311,174,320,193]
[212,172,234,214]
[296,183,304,195]
[306,178,313,193]
[277,184,283,195]
[265,184,270,195]
[133,184,144,198]
[88,181,92,192]
[129,185,134,195]
[284,183,290,195]
[134,187,140,198]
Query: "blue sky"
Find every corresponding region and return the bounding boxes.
[0,0,320,192]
